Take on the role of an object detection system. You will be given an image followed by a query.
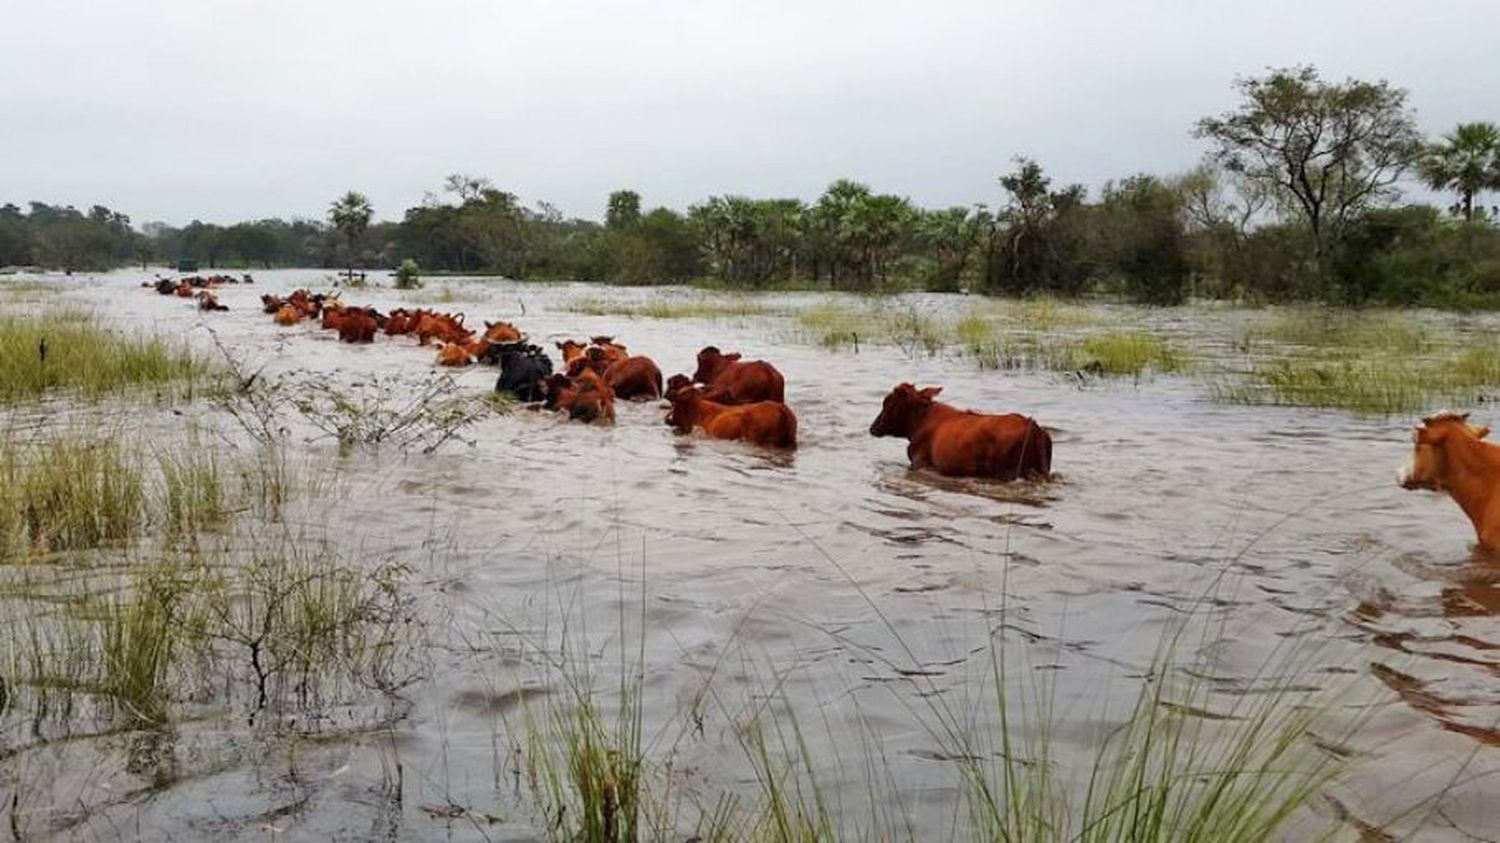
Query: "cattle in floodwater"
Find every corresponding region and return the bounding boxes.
[195,291,228,311]
[482,320,524,343]
[604,356,663,401]
[337,310,379,343]
[666,385,797,449]
[492,343,554,402]
[1399,410,1500,550]
[415,311,471,346]
[435,342,471,366]
[692,346,785,404]
[665,373,693,400]
[274,304,303,325]
[869,383,1051,481]
[155,278,178,295]
[543,369,615,424]
[555,339,589,365]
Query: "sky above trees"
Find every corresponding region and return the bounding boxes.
[4,0,1497,225]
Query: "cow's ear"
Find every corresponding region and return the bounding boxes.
[919,386,943,399]
[1475,425,1492,440]
[726,352,742,362]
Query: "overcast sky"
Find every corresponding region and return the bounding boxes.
[4,0,1496,226]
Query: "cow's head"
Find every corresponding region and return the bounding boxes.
[556,339,588,362]
[1400,410,1490,491]
[665,373,693,400]
[869,383,942,438]
[665,385,705,432]
[693,346,742,384]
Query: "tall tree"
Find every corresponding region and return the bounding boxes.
[606,190,642,230]
[1195,66,1423,261]
[1420,122,1500,221]
[328,190,373,279]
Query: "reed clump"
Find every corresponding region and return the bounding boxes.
[0,309,214,404]
[0,435,145,555]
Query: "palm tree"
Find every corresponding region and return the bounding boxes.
[328,191,373,279]
[1420,122,1500,221]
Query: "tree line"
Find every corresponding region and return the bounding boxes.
[4,65,1499,307]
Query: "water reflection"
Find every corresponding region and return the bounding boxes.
[1351,551,1500,747]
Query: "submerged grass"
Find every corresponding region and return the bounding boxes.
[0,431,328,557]
[497,567,1362,842]
[0,435,145,555]
[1,542,412,732]
[1077,330,1188,376]
[1212,336,1500,411]
[156,436,228,538]
[566,295,778,320]
[1250,309,1431,354]
[0,309,214,404]
[791,299,1179,378]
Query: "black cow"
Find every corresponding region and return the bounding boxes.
[493,343,554,402]
[155,278,177,295]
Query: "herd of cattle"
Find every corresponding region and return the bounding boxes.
[145,280,1500,550]
[149,284,1051,480]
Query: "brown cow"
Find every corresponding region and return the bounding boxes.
[590,336,629,367]
[337,310,378,343]
[385,308,416,336]
[543,370,616,424]
[274,304,303,326]
[555,339,589,365]
[692,346,785,404]
[286,289,323,317]
[416,312,470,346]
[173,282,195,298]
[666,386,797,449]
[869,384,1051,481]
[321,302,348,331]
[261,294,285,314]
[604,356,663,401]
[482,321,524,343]
[665,373,693,400]
[195,291,228,312]
[436,342,472,366]
[1400,411,1500,550]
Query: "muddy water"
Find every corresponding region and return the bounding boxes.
[3,269,1500,840]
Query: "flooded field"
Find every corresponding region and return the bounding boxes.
[3,269,1499,841]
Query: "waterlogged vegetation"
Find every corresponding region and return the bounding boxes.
[566,294,779,321]
[0,308,213,404]
[490,581,1362,842]
[1216,310,1500,412]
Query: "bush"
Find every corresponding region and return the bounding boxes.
[394,258,422,289]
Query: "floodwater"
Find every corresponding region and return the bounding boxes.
[3,269,1499,841]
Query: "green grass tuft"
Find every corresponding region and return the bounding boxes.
[0,309,213,404]
[0,435,146,555]
[1075,331,1189,376]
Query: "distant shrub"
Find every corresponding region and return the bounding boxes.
[394,258,422,290]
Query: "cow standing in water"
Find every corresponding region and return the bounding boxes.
[666,385,797,449]
[692,346,785,404]
[603,356,664,400]
[1399,411,1500,550]
[543,369,616,424]
[869,383,1051,481]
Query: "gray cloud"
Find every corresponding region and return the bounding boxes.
[3,0,1495,225]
